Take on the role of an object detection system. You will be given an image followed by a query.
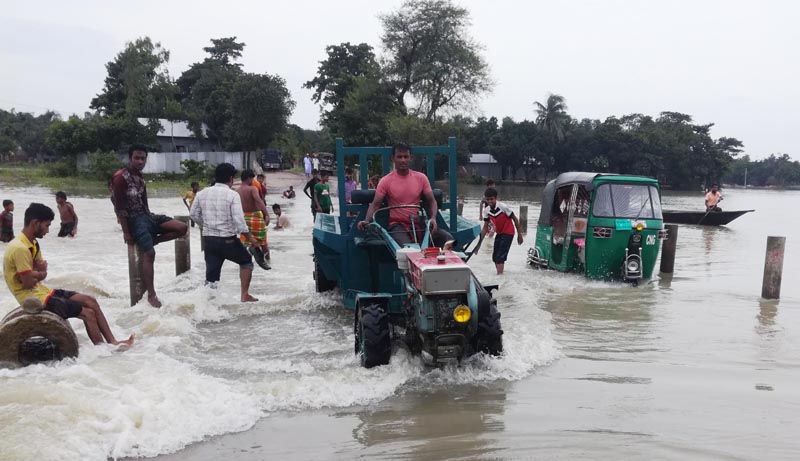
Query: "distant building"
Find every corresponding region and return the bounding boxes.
[468,153,502,179]
[137,118,216,153]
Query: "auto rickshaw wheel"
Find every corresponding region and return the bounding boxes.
[356,303,391,368]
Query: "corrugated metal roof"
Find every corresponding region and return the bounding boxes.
[137,118,209,138]
[469,153,497,164]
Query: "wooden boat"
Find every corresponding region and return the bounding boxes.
[662,209,754,226]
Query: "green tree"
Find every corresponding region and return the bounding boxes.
[44,116,98,157]
[177,37,246,147]
[534,93,570,142]
[225,73,296,152]
[380,0,492,121]
[304,43,382,122]
[90,37,177,119]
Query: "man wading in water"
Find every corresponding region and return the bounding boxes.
[111,144,188,307]
[238,170,271,269]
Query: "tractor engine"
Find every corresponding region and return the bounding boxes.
[403,248,475,364]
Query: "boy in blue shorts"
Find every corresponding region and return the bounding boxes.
[474,188,524,274]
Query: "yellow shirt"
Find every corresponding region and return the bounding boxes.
[183,190,196,207]
[3,233,52,304]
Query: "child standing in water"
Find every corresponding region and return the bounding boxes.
[314,170,333,215]
[55,191,78,238]
[0,200,13,242]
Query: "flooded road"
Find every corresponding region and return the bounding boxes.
[1,182,798,460]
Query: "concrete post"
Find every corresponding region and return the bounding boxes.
[660,224,679,274]
[175,216,191,276]
[761,236,785,299]
[457,196,464,216]
[127,244,145,306]
[519,205,528,235]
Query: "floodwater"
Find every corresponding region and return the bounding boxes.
[0,182,798,460]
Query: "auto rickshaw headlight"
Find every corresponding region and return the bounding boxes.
[453,305,471,323]
[627,259,641,272]
[636,223,644,231]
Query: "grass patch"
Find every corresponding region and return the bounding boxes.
[0,163,196,198]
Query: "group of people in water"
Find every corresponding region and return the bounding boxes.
[2,144,298,350]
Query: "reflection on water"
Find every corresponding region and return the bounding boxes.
[351,384,507,460]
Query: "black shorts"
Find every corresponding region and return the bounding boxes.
[492,233,514,264]
[45,289,82,319]
[58,222,75,237]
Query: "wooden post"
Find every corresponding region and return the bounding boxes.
[519,205,528,235]
[127,244,145,306]
[660,224,679,274]
[761,236,785,299]
[175,216,191,276]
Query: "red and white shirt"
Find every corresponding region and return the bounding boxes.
[482,201,516,235]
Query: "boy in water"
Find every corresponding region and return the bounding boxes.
[0,200,13,242]
[303,169,320,219]
[3,203,134,346]
[55,191,78,237]
[182,182,200,227]
[478,179,496,238]
[474,188,524,274]
[314,170,334,215]
[272,203,291,230]
[282,186,296,199]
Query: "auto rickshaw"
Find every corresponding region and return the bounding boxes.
[527,172,667,284]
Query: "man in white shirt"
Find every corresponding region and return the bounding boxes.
[190,163,260,302]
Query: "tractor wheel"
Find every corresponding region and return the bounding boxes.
[473,299,503,356]
[313,258,336,293]
[355,303,391,368]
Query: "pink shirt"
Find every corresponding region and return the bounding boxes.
[705,190,722,207]
[376,170,432,228]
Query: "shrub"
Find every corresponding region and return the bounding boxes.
[86,150,124,181]
[46,158,77,177]
[181,159,214,182]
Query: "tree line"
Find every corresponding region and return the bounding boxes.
[0,0,797,188]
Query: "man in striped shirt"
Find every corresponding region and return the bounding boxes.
[190,163,260,302]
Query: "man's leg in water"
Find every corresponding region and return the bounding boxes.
[140,248,161,307]
[71,293,134,345]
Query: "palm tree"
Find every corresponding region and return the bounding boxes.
[534,93,569,142]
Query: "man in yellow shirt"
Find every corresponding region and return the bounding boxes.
[3,203,134,346]
[182,182,201,227]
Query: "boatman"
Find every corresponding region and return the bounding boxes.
[705,183,723,212]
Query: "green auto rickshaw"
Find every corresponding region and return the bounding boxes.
[527,172,667,284]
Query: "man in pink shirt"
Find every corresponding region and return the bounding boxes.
[358,143,454,247]
[705,183,723,211]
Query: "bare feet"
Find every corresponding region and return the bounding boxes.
[242,294,258,302]
[148,295,162,308]
[113,333,136,349]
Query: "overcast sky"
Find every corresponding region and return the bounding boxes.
[2,0,798,160]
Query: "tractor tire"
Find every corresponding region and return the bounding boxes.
[314,258,336,293]
[355,303,391,368]
[0,307,79,367]
[473,299,503,356]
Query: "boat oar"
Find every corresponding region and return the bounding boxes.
[697,208,712,225]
